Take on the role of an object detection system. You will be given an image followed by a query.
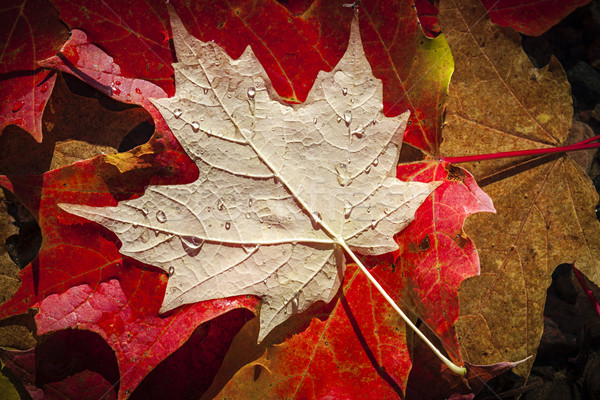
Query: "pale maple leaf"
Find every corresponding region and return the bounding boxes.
[60,9,438,342]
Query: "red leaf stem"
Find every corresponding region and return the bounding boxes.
[572,264,600,319]
[441,138,600,164]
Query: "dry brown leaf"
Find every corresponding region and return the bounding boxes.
[60,10,438,342]
[438,0,600,377]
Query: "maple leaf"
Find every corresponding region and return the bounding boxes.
[60,9,439,343]
[0,0,68,142]
[212,264,411,399]
[480,0,592,36]
[438,0,600,377]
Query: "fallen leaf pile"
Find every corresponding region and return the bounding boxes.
[0,0,598,399]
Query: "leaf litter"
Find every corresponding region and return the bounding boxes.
[60,9,439,344]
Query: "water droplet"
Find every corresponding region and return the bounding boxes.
[191,121,200,132]
[247,87,256,99]
[313,117,318,124]
[352,130,364,139]
[245,213,251,219]
[140,230,150,243]
[267,224,272,229]
[262,279,267,285]
[11,100,25,112]
[111,85,121,95]
[371,219,377,229]
[173,108,183,118]
[248,198,253,208]
[182,236,204,250]
[311,212,322,229]
[344,110,352,124]
[217,200,224,211]
[337,116,342,123]
[135,88,142,94]
[225,221,231,230]
[40,83,49,93]
[203,88,209,94]
[373,158,379,166]
[115,80,121,85]
[344,201,352,218]
[365,165,371,174]
[384,208,391,214]
[168,266,175,276]
[342,87,348,96]
[156,210,167,223]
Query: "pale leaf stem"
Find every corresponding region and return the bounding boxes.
[337,240,467,376]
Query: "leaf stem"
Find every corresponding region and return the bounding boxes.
[440,136,600,164]
[572,264,600,319]
[337,240,467,376]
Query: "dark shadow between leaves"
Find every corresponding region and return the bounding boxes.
[130,308,254,400]
[340,294,406,399]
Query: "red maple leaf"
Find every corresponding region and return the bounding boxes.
[0,0,522,398]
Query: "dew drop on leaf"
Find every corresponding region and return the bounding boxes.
[173,108,183,118]
[135,88,142,94]
[181,236,204,249]
[217,200,224,211]
[313,117,318,124]
[40,83,48,93]
[344,201,352,218]
[11,100,25,112]
[342,87,348,96]
[337,116,342,123]
[140,230,150,243]
[203,88,209,94]
[373,158,379,166]
[168,266,175,276]
[191,121,200,132]
[225,221,231,230]
[344,110,352,124]
[365,164,371,174]
[311,212,322,229]
[247,87,256,100]
[371,219,377,229]
[156,210,167,223]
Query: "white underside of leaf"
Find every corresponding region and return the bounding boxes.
[60,9,438,342]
